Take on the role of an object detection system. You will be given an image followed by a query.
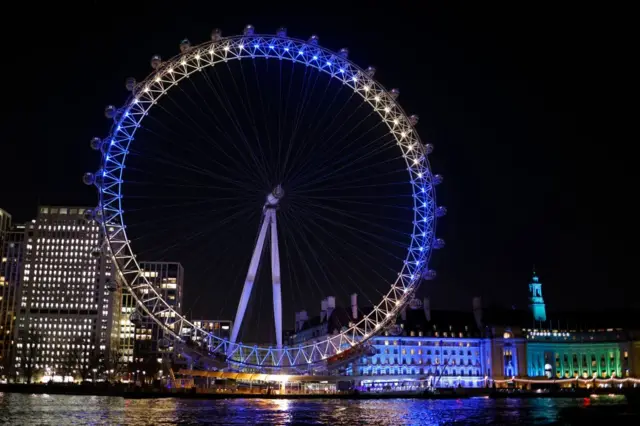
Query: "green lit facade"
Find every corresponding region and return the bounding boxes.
[525,330,631,378]
[524,271,634,379]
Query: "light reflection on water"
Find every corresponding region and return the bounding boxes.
[0,392,634,425]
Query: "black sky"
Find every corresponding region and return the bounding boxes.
[0,3,617,314]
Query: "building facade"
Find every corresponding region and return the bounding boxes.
[0,208,11,236]
[12,206,116,382]
[525,329,629,379]
[291,272,640,388]
[133,262,184,365]
[0,214,25,378]
[180,319,232,343]
[351,299,491,388]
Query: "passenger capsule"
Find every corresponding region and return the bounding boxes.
[150,55,162,69]
[424,143,434,155]
[91,247,102,258]
[388,324,403,336]
[158,338,171,349]
[433,238,446,249]
[339,48,349,58]
[83,172,95,186]
[276,27,287,37]
[243,24,255,36]
[365,66,376,77]
[409,298,423,310]
[308,35,319,45]
[409,114,419,126]
[436,206,447,218]
[129,312,141,324]
[390,88,400,100]
[90,137,102,151]
[211,28,222,42]
[125,77,136,91]
[179,38,191,53]
[423,269,437,280]
[83,209,94,221]
[432,174,444,185]
[106,280,117,292]
[104,105,117,119]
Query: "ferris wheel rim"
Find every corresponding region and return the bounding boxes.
[95,32,438,368]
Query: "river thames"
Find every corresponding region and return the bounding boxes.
[1,393,638,425]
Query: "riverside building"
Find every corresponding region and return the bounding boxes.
[12,206,117,382]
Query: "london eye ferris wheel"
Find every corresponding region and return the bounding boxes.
[83,25,445,370]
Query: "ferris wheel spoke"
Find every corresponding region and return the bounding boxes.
[232,61,273,181]
[290,210,406,296]
[279,211,343,306]
[136,118,249,180]
[245,59,278,184]
[206,65,272,184]
[294,179,409,194]
[297,196,413,227]
[123,179,260,195]
[178,83,270,187]
[292,166,405,197]
[287,113,386,186]
[281,78,335,184]
[282,67,324,181]
[292,200,411,249]
[279,213,313,312]
[144,101,258,183]
[291,129,396,186]
[290,212,389,308]
[286,211,344,299]
[290,201,409,255]
[135,204,259,259]
[292,141,399,191]
[308,93,371,150]
[187,69,270,185]
[141,106,221,161]
[127,204,257,246]
[283,81,347,183]
[277,59,298,181]
[285,210,385,306]
[127,149,260,193]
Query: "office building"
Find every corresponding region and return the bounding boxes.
[1,210,25,378]
[133,262,184,364]
[12,206,116,382]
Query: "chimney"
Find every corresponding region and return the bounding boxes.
[472,297,482,328]
[320,298,328,322]
[295,312,301,332]
[423,297,431,321]
[326,296,336,320]
[401,307,407,321]
[350,293,358,320]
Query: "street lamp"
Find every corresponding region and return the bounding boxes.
[92,368,97,382]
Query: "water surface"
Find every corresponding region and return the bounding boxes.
[0,392,635,425]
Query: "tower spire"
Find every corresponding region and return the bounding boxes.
[528,268,546,322]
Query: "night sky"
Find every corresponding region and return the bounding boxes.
[1,2,619,327]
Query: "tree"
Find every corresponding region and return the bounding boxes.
[20,330,41,384]
[100,347,123,382]
[68,338,100,382]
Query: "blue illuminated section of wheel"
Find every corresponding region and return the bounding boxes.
[91,29,443,369]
